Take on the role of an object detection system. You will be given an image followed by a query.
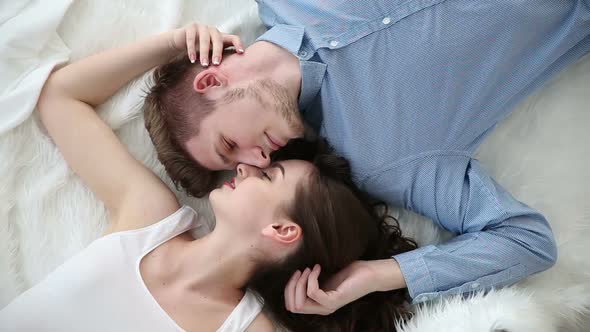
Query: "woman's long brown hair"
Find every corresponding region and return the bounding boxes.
[249,139,417,332]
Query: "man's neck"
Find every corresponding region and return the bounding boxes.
[223,41,301,102]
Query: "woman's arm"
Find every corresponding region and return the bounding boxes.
[46,23,243,107]
[45,31,177,108]
[37,24,242,230]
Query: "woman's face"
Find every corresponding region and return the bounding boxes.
[209,160,313,236]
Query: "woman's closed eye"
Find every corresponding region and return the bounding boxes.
[261,171,272,181]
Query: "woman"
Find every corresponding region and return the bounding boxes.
[0,24,415,331]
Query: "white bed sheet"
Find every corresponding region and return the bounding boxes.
[0,1,588,331]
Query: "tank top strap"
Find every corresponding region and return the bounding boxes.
[216,290,264,332]
[136,205,198,252]
[104,206,204,256]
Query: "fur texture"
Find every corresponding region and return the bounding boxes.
[0,1,589,331]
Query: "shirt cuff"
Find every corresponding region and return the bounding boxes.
[393,245,436,302]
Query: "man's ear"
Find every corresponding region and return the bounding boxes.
[261,221,301,245]
[193,70,228,93]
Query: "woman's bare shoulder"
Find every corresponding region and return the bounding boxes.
[105,186,180,234]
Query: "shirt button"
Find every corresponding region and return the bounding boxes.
[471,283,480,289]
[382,17,391,25]
[329,40,339,48]
[298,50,308,58]
[419,295,429,302]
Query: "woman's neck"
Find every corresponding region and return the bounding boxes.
[160,226,258,302]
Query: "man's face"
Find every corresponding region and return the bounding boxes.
[184,85,303,170]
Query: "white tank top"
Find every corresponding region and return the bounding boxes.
[0,206,263,332]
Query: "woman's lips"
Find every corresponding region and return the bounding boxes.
[224,178,236,189]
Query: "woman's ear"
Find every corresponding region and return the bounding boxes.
[261,221,301,245]
[193,70,228,93]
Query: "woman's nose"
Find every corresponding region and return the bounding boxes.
[236,163,261,178]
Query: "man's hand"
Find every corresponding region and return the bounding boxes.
[170,22,244,66]
[284,259,407,315]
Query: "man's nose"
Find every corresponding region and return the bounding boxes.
[235,146,271,168]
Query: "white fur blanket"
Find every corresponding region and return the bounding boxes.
[0,1,589,331]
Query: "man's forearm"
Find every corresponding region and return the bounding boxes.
[371,258,407,292]
[48,30,180,107]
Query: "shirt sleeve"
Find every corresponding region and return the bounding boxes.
[363,152,557,303]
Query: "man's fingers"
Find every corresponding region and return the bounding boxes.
[296,299,333,316]
[306,264,334,310]
[209,27,223,65]
[285,270,300,312]
[185,24,197,63]
[197,24,210,66]
[294,268,311,311]
[306,264,321,298]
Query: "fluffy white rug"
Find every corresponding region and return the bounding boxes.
[0,1,589,331]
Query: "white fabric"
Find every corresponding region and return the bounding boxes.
[0,0,72,134]
[0,1,588,331]
[0,206,263,332]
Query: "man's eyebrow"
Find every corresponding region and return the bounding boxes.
[215,147,230,166]
[271,162,285,178]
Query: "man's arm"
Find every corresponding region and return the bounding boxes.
[370,154,557,302]
[284,154,556,313]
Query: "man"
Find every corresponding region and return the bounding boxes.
[144,0,590,313]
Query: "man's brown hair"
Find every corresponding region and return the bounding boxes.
[143,52,303,198]
[143,55,220,197]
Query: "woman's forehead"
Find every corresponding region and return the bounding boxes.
[276,159,313,171]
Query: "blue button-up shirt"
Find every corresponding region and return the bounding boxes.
[256,0,590,303]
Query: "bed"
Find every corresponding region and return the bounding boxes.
[1,1,589,331]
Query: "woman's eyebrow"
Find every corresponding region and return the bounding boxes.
[270,162,285,178]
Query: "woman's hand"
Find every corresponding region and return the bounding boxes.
[171,22,244,66]
[284,260,406,315]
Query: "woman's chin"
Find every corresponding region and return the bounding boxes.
[210,185,230,202]
[209,187,221,200]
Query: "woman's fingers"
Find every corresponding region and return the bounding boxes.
[209,27,224,65]
[223,34,245,54]
[185,24,198,63]
[197,24,211,66]
[179,22,244,65]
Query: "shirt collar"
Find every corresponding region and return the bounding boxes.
[256,24,326,111]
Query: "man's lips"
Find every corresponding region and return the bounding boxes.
[265,133,284,150]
